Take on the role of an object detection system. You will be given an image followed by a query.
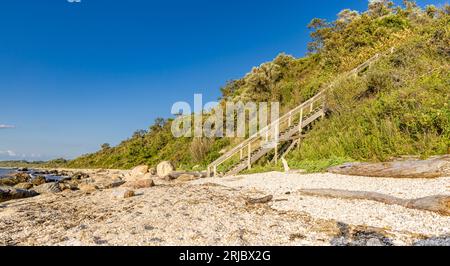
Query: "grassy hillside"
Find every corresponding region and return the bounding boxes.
[39,2,449,171]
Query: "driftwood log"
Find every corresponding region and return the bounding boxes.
[299,189,450,216]
[328,155,450,178]
[246,195,274,204]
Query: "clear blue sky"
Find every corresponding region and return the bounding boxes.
[0,0,444,161]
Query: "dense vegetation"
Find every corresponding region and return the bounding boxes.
[3,1,448,171]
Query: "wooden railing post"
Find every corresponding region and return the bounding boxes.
[288,112,292,127]
[207,166,211,177]
[247,143,252,170]
[321,97,326,119]
[299,108,304,132]
[240,149,243,160]
[274,143,278,164]
[213,165,217,177]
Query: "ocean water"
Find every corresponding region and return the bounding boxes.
[0,168,16,178]
[0,168,66,181]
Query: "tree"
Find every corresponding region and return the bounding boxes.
[337,9,360,25]
[132,130,147,138]
[425,5,438,18]
[101,143,111,150]
[368,0,394,17]
[245,62,282,98]
[220,79,245,100]
[150,118,166,132]
[307,18,332,53]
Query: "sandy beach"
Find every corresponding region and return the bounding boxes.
[1,170,449,246]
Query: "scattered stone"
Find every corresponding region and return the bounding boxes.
[17,167,28,172]
[94,178,126,190]
[366,238,384,246]
[0,187,38,202]
[124,179,155,189]
[149,168,157,176]
[14,182,33,190]
[123,190,135,199]
[32,182,62,194]
[71,172,90,180]
[177,174,199,182]
[59,181,79,191]
[78,183,99,193]
[157,161,175,177]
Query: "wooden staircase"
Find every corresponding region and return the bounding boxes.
[207,50,391,177]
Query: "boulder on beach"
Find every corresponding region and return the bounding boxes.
[131,165,149,176]
[123,165,152,182]
[124,179,155,189]
[32,182,62,194]
[0,187,38,203]
[157,161,175,177]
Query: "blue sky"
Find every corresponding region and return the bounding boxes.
[0,0,445,161]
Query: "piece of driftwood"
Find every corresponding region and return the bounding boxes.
[299,189,450,216]
[246,195,273,204]
[328,155,450,178]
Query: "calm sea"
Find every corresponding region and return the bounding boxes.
[0,168,16,178]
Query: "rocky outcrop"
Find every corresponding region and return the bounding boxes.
[157,161,175,177]
[0,187,38,202]
[328,156,450,178]
[0,173,30,186]
[14,183,33,190]
[31,176,46,186]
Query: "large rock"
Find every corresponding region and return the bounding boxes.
[32,183,62,194]
[131,165,149,176]
[124,179,155,189]
[0,187,38,202]
[124,165,152,182]
[157,161,175,177]
[328,156,450,179]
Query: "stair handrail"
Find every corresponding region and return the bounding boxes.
[208,48,393,174]
[209,91,326,168]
